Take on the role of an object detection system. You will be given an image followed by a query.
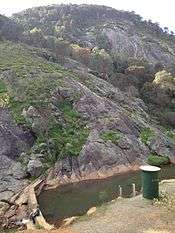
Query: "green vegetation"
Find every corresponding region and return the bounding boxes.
[0,80,7,93]
[34,100,89,164]
[0,41,76,78]
[9,98,26,124]
[0,80,9,107]
[101,130,121,144]
[0,14,22,41]
[8,77,60,124]
[112,54,129,73]
[147,154,170,167]
[0,40,89,164]
[0,40,77,125]
[140,128,154,144]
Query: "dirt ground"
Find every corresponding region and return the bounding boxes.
[20,197,175,233]
[69,181,175,233]
[20,229,75,233]
[70,196,175,233]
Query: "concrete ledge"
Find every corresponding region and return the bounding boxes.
[160,179,175,184]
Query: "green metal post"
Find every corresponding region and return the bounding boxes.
[140,165,161,200]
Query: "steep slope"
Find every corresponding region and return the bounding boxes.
[0,41,79,200]
[0,40,174,198]
[13,4,175,66]
[14,5,175,132]
[0,14,23,41]
[0,108,34,200]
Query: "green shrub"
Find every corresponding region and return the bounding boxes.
[140,128,154,144]
[0,80,7,93]
[0,80,9,108]
[35,100,89,164]
[101,130,121,144]
[0,41,89,168]
[9,98,26,124]
[147,154,170,167]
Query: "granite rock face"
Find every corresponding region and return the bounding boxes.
[48,75,175,183]
[0,109,35,200]
[0,155,28,200]
[13,4,175,66]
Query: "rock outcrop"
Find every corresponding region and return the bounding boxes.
[0,109,35,200]
[13,4,175,66]
[45,75,175,185]
[27,159,43,178]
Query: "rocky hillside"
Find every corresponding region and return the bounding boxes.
[0,4,174,201]
[13,4,175,66]
[0,14,23,41]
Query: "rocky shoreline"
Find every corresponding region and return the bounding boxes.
[0,163,139,229]
[44,163,141,190]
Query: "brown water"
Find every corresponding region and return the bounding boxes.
[38,165,175,224]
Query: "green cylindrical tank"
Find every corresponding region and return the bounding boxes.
[140,165,161,200]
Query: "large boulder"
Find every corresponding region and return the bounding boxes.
[163,112,175,127]
[27,159,43,178]
[148,134,175,157]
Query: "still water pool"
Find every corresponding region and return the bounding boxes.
[38,165,175,223]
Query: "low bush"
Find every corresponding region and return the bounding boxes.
[140,128,154,144]
[101,130,121,144]
[147,154,170,167]
[35,100,89,164]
